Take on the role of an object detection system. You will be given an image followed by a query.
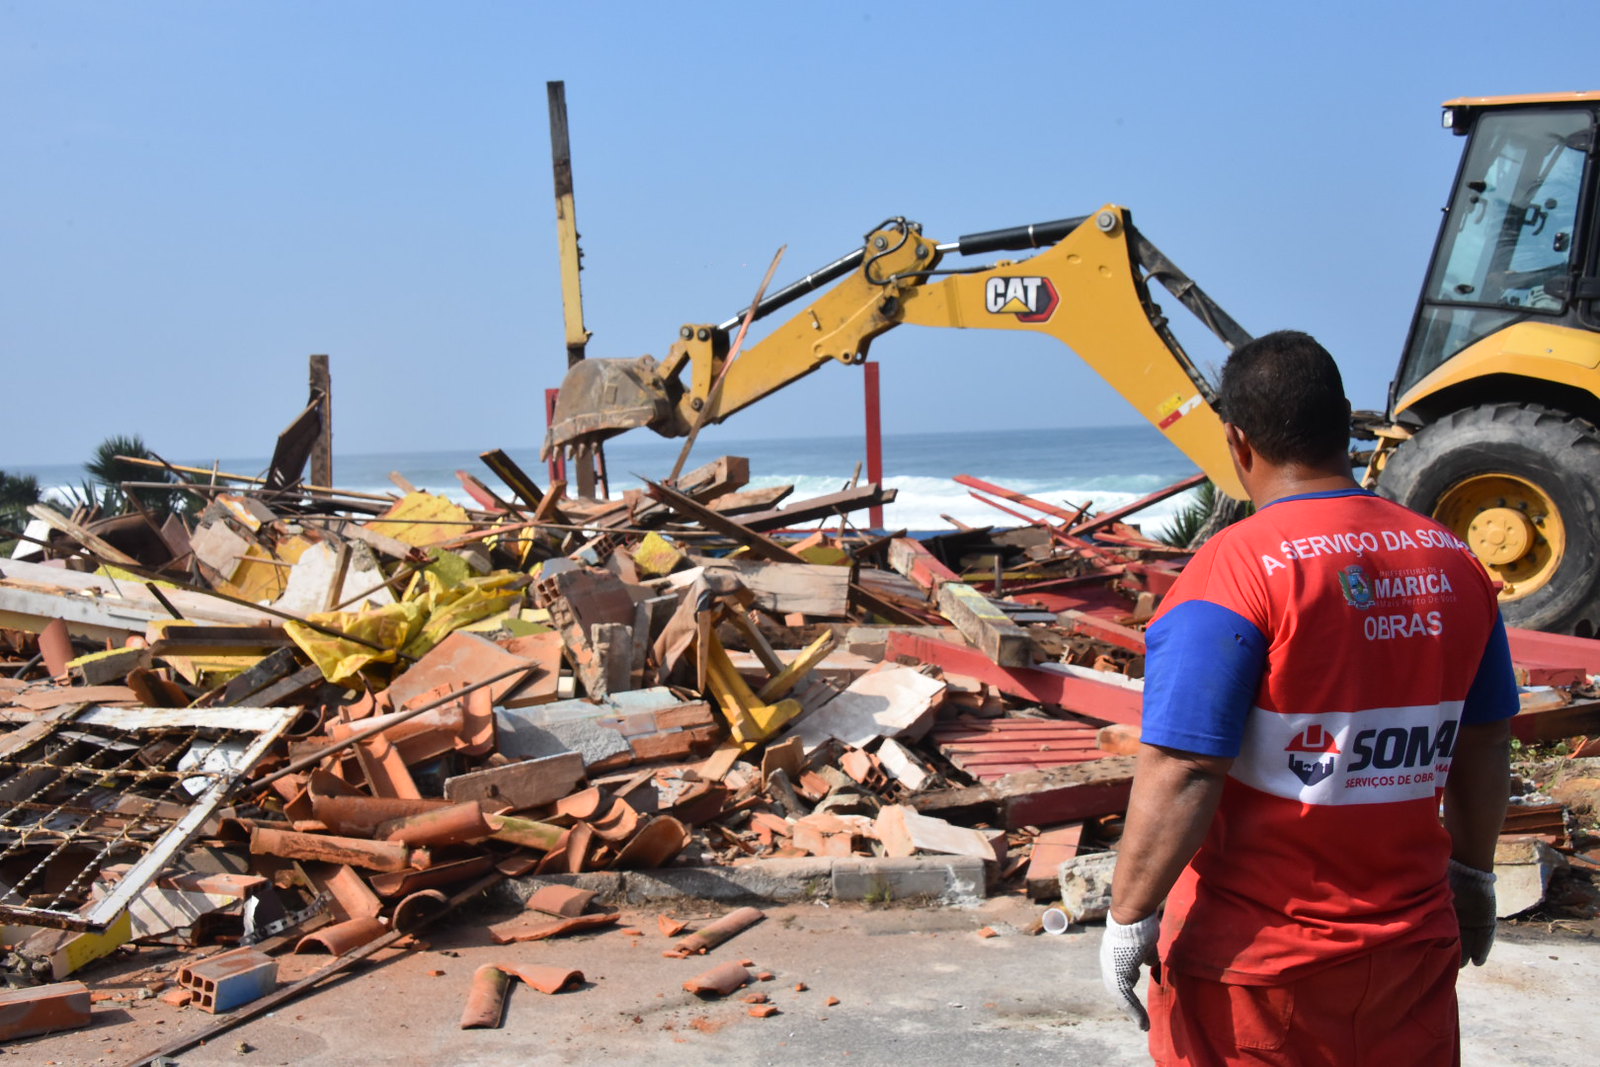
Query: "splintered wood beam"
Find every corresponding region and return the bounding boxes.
[479,449,546,508]
[25,505,140,567]
[736,485,899,532]
[310,354,333,488]
[643,478,924,624]
[936,582,1032,668]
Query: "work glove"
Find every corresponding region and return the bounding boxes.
[1100,911,1161,1031]
[1449,858,1497,967]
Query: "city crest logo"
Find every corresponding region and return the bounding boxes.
[1337,563,1374,610]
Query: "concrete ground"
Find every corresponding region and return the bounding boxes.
[12,896,1595,1066]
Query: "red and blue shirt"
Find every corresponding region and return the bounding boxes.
[1141,488,1518,984]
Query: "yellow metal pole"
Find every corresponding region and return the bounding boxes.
[546,80,601,497]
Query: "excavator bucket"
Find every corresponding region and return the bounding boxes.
[541,355,678,459]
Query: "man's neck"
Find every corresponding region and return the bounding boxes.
[1249,466,1360,508]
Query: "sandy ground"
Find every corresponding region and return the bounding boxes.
[10,895,1595,1066]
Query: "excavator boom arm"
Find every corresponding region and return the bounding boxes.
[544,206,1249,500]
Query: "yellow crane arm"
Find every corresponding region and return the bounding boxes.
[544,206,1249,500]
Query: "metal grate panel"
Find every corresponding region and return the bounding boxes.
[0,704,296,932]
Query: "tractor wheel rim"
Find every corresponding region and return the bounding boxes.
[1434,474,1565,602]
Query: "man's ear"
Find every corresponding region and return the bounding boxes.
[1224,423,1254,474]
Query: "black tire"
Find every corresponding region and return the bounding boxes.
[1377,402,1600,635]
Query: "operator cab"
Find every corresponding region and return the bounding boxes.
[1393,94,1598,414]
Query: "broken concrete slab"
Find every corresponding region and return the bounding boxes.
[1494,836,1570,917]
[875,737,933,792]
[874,804,1001,864]
[777,662,945,754]
[273,539,394,616]
[830,855,985,903]
[1057,850,1117,923]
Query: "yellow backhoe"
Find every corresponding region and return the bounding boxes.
[544,91,1600,634]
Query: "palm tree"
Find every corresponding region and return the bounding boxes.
[0,469,42,553]
[1159,480,1253,548]
[83,434,188,518]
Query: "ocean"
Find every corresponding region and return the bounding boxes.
[11,424,1203,539]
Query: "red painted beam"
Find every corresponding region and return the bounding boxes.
[1061,610,1147,654]
[1066,472,1208,537]
[1507,627,1600,675]
[888,537,962,595]
[864,361,884,530]
[885,630,1142,726]
[953,474,1085,525]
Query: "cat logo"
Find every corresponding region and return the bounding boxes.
[984,276,1058,323]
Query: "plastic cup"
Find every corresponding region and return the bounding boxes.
[1042,907,1069,935]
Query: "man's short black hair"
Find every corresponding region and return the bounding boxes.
[1218,330,1351,466]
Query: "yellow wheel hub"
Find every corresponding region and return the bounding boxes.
[1434,475,1564,602]
[1467,507,1534,565]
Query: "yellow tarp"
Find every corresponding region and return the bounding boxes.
[366,491,474,547]
[214,536,311,603]
[284,568,524,684]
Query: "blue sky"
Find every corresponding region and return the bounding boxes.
[2,2,1593,467]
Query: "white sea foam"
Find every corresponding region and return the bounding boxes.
[13,425,1206,540]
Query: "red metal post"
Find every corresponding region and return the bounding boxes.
[544,388,567,488]
[864,361,884,529]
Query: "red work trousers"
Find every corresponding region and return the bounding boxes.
[1148,936,1460,1066]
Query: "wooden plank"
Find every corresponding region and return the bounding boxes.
[735,485,898,532]
[697,558,851,617]
[478,449,546,509]
[936,582,1032,667]
[309,354,333,488]
[443,752,585,811]
[940,738,1102,754]
[1507,626,1600,674]
[951,474,1084,525]
[24,505,140,566]
[147,626,291,658]
[676,455,751,498]
[706,485,793,515]
[910,756,1135,830]
[1510,698,1600,743]
[644,478,924,624]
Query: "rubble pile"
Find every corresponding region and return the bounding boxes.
[2,442,1599,1048]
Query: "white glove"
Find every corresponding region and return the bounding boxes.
[1100,911,1161,1030]
[1449,859,1497,967]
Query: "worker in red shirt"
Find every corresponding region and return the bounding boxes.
[1100,331,1515,1064]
